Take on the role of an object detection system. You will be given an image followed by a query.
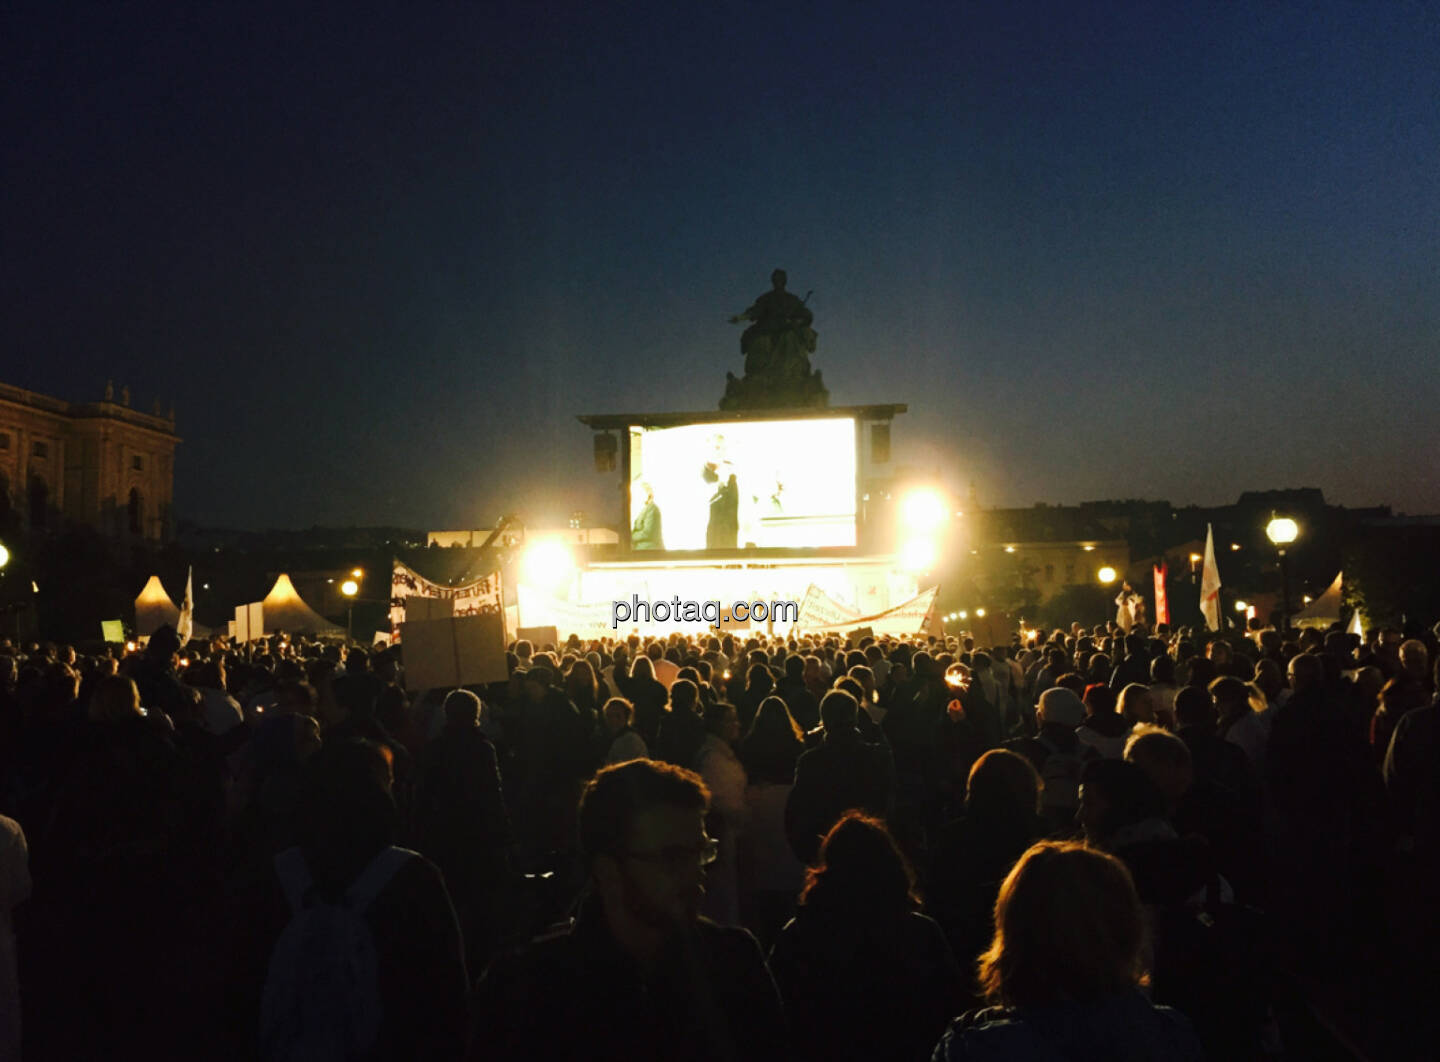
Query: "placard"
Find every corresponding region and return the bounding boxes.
[401,613,508,691]
[101,620,126,644]
[404,596,454,622]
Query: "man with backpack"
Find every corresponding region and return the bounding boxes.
[232,739,469,1061]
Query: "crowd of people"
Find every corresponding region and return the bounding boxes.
[0,613,1438,1059]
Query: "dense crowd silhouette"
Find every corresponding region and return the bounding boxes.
[0,615,1437,1059]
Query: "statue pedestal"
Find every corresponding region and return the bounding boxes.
[720,368,828,411]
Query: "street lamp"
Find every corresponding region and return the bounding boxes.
[340,578,359,642]
[1265,515,1299,632]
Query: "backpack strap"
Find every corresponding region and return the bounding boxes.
[343,846,417,913]
[274,846,313,914]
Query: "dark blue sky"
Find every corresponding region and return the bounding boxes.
[4,1,1437,529]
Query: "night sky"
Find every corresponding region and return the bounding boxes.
[4,1,1437,530]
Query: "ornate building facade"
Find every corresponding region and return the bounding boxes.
[0,380,180,542]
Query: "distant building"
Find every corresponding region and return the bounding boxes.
[0,380,180,542]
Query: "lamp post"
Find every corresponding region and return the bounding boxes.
[341,578,359,643]
[1265,515,1299,632]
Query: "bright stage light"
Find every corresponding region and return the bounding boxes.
[1097,566,1118,585]
[898,537,938,573]
[975,608,986,618]
[1234,600,1249,612]
[900,489,948,534]
[958,610,968,620]
[340,579,359,597]
[0,542,8,569]
[523,541,576,589]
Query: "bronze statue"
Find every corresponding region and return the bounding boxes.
[720,269,828,410]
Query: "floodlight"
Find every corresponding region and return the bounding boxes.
[0,542,8,568]
[958,610,968,620]
[1234,600,1248,612]
[523,541,577,589]
[1097,566,1118,585]
[340,579,359,597]
[976,608,987,618]
[900,489,948,534]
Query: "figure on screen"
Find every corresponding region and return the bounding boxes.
[631,481,664,550]
[703,459,740,549]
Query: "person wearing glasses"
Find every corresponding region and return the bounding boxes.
[470,759,789,1061]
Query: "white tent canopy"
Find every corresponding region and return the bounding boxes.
[134,575,180,636]
[1292,571,1343,629]
[261,573,342,634]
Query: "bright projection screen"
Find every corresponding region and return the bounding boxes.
[628,417,857,551]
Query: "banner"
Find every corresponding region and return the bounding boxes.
[795,583,862,630]
[390,560,503,641]
[804,586,939,638]
[1153,563,1170,627]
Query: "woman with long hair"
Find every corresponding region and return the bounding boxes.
[564,658,603,730]
[740,695,804,784]
[769,812,963,1062]
[738,696,806,947]
[933,841,1202,1060]
[618,655,666,751]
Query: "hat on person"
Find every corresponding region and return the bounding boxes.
[1037,687,1086,728]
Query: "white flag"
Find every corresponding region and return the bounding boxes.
[176,566,195,644]
[1199,524,1222,632]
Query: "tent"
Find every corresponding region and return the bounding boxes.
[134,575,180,636]
[260,574,343,635]
[1292,571,1343,629]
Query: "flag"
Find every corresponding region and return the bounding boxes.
[176,566,194,644]
[1199,524,1222,631]
[1153,563,1170,627]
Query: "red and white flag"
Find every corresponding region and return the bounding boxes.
[1153,563,1170,627]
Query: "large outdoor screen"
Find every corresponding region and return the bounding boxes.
[628,417,857,552]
